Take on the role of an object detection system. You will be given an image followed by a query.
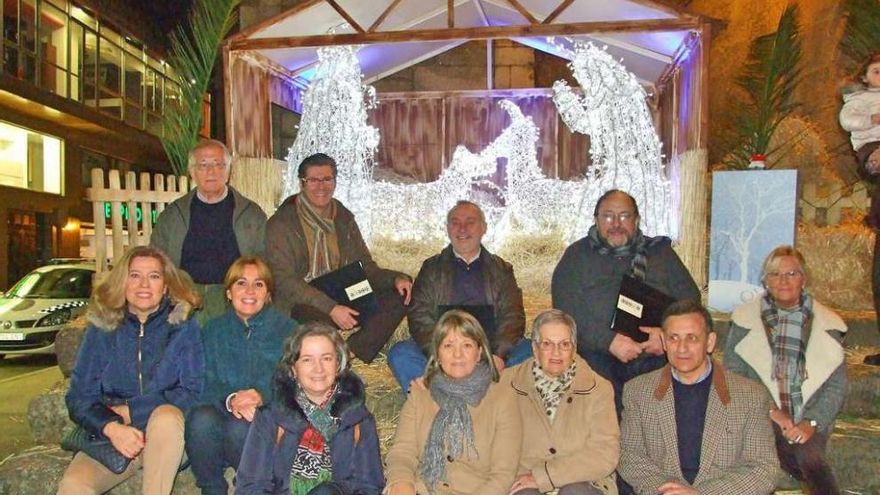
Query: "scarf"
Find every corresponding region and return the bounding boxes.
[761,292,813,422]
[531,359,576,422]
[585,224,653,280]
[419,362,493,494]
[289,383,340,495]
[295,194,340,282]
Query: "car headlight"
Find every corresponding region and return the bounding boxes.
[36,308,71,327]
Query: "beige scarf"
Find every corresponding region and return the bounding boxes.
[296,194,340,281]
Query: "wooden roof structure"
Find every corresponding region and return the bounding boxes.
[225,0,711,87]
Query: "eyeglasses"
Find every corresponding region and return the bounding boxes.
[537,340,574,352]
[301,176,336,185]
[195,161,226,171]
[597,212,636,224]
[766,270,803,281]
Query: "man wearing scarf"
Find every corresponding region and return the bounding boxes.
[266,153,412,364]
[552,189,700,416]
[619,300,778,495]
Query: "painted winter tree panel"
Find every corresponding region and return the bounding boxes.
[708,170,797,312]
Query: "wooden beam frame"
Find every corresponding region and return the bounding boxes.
[229,0,323,41]
[542,0,574,24]
[324,0,365,33]
[506,0,539,24]
[448,0,454,28]
[229,18,700,51]
[368,0,404,32]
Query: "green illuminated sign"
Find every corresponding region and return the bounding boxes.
[103,203,159,225]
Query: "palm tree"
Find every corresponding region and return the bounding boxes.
[161,0,240,175]
[724,4,802,169]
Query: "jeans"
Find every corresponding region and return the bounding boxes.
[185,404,252,495]
[307,481,348,495]
[388,338,534,392]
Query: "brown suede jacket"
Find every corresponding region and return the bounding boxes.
[266,195,408,316]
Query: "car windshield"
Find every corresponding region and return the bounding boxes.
[5,268,93,299]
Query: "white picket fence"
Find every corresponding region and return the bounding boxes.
[84,168,191,274]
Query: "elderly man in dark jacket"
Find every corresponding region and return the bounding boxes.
[388,200,529,392]
[552,189,700,417]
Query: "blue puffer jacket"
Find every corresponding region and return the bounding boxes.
[235,370,385,495]
[200,306,297,409]
[65,298,205,435]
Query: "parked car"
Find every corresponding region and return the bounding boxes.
[0,260,95,358]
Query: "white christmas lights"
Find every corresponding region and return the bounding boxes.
[281,42,674,247]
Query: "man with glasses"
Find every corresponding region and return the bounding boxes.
[266,152,412,364]
[618,300,778,495]
[387,200,529,392]
[551,189,700,416]
[502,309,619,495]
[151,139,267,323]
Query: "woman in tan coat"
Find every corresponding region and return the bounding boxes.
[384,310,522,495]
[502,309,619,495]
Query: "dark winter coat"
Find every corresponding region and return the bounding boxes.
[235,369,385,495]
[200,306,298,409]
[65,299,205,435]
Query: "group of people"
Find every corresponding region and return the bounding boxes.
[55,139,849,495]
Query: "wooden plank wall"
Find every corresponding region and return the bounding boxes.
[370,89,590,183]
[230,55,272,157]
[658,35,703,159]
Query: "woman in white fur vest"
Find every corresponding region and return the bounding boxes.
[724,245,845,495]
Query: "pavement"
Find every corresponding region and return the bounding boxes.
[0,356,62,461]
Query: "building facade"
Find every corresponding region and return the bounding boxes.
[0,0,189,288]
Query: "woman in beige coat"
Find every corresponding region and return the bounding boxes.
[502,309,619,495]
[384,310,522,495]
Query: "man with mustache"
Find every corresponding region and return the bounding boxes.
[552,189,700,416]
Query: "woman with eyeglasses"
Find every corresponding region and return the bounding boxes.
[385,310,521,495]
[724,245,846,495]
[502,309,619,495]
[266,153,413,364]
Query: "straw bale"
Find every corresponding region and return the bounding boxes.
[496,231,567,295]
[797,222,874,311]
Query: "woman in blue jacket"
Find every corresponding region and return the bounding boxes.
[235,322,384,495]
[186,256,298,494]
[58,245,204,495]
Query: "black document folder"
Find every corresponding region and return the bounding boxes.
[309,261,378,316]
[438,304,497,339]
[611,275,676,343]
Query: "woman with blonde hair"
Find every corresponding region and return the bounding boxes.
[58,245,204,495]
[725,245,846,495]
[385,310,521,495]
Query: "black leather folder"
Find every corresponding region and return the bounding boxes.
[611,274,676,343]
[308,261,378,316]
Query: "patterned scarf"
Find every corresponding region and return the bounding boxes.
[420,362,492,494]
[531,359,576,422]
[585,225,653,280]
[761,292,812,422]
[295,194,340,282]
[289,383,340,495]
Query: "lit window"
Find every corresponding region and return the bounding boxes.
[0,121,64,194]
